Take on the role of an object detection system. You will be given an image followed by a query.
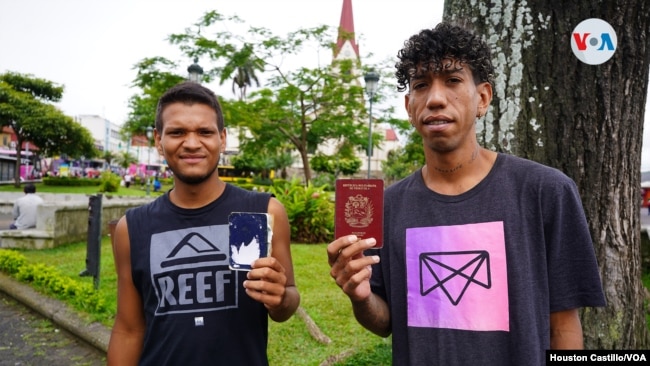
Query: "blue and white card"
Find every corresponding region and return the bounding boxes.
[228,212,273,271]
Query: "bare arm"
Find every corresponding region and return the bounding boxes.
[107,216,146,365]
[550,308,584,349]
[244,198,300,322]
[327,235,391,337]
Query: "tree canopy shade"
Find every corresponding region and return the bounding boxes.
[444,0,650,348]
[0,72,97,186]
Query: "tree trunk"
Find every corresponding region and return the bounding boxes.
[445,0,650,348]
[299,148,312,184]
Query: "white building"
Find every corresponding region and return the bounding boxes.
[74,114,123,155]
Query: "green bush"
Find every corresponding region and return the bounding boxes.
[0,249,27,274]
[252,176,273,186]
[43,176,101,186]
[269,179,334,244]
[0,249,109,316]
[310,173,335,191]
[98,171,121,193]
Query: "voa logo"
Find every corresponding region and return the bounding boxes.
[571,18,617,65]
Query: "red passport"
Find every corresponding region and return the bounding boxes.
[335,179,384,249]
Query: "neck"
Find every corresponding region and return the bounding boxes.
[422,145,496,195]
[169,176,226,209]
[431,143,480,174]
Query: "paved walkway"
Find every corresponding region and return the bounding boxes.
[0,290,106,365]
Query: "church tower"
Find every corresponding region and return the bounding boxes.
[333,0,360,62]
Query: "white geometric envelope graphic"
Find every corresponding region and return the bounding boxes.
[419,250,491,306]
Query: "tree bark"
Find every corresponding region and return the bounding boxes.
[444,0,650,348]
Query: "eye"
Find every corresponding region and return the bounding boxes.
[199,130,215,136]
[447,77,462,84]
[166,130,184,137]
[412,82,427,90]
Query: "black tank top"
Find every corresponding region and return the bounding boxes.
[127,184,272,365]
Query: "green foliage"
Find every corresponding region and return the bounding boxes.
[270,179,334,244]
[0,72,98,186]
[122,57,186,135]
[381,129,425,184]
[310,173,335,192]
[102,150,117,167]
[311,153,362,176]
[42,176,101,186]
[115,151,138,169]
[0,248,27,274]
[0,249,109,317]
[231,152,275,180]
[98,171,121,193]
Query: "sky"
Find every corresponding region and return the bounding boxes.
[0,0,442,123]
[1,0,649,170]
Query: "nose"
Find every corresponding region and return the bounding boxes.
[425,80,446,110]
[183,132,202,148]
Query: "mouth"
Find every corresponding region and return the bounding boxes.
[422,120,451,126]
[422,116,452,126]
[180,155,205,164]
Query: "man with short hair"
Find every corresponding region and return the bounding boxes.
[108,81,300,365]
[10,183,43,229]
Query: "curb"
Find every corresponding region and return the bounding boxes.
[0,272,110,354]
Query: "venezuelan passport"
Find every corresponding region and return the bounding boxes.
[229,212,273,271]
[335,179,384,249]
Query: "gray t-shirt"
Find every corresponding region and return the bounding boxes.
[372,153,606,365]
[12,193,44,229]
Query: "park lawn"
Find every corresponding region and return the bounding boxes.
[0,181,173,196]
[16,240,392,365]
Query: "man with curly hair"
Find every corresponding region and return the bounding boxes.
[327,22,605,365]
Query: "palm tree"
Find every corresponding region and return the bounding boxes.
[220,44,264,101]
[102,150,116,169]
[115,151,138,171]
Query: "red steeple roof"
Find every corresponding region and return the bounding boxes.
[334,0,359,58]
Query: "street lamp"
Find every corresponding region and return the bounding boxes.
[187,57,204,83]
[364,70,380,179]
[145,126,153,196]
[80,155,85,178]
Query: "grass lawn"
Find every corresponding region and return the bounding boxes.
[0,181,173,196]
[11,239,392,365]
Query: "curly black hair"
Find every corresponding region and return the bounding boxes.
[395,22,495,92]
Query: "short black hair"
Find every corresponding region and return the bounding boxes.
[24,183,36,194]
[155,81,224,132]
[395,22,495,92]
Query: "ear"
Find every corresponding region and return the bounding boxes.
[476,82,493,117]
[154,129,164,156]
[404,94,412,123]
[220,128,227,152]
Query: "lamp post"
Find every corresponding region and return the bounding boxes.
[80,155,85,177]
[145,126,153,196]
[364,70,380,179]
[187,57,204,83]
